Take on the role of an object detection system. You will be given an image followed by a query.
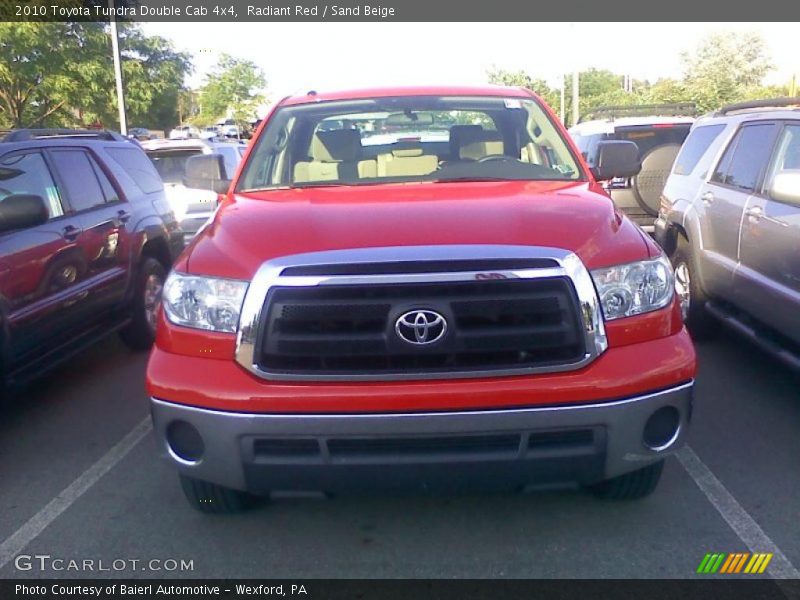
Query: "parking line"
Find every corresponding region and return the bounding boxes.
[677,445,800,579]
[0,417,152,572]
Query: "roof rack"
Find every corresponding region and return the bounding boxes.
[580,103,698,122]
[2,129,127,143]
[713,97,800,116]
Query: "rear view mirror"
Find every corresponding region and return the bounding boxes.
[0,194,49,232]
[768,170,800,206]
[184,154,231,194]
[591,141,642,181]
[385,112,435,127]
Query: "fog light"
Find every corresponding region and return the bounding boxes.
[643,406,680,450]
[166,420,204,462]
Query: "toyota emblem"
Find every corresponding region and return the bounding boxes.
[395,310,448,345]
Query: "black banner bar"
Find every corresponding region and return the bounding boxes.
[2,579,799,600]
[2,0,800,22]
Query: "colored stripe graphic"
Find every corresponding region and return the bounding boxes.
[700,553,774,575]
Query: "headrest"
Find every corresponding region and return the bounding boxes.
[449,124,484,156]
[392,148,424,157]
[458,129,505,160]
[311,129,362,162]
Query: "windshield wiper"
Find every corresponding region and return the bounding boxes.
[432,176,512,183]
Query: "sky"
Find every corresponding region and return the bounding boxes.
[142,22,800,103]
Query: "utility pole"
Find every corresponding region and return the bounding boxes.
[572,70,579,126]
[108,0,127,135]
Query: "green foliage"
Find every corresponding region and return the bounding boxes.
[487,31,782,124]
[196,54,266,127]
[0,22,191,130]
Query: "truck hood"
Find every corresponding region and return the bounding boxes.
[184,180,652,280]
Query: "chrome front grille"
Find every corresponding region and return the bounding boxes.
[235,246,607,381]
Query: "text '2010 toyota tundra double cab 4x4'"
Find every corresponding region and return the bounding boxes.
[145,86,696,513]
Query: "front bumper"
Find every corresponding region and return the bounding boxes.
[150,381,693,493]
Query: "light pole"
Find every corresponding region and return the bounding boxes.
[108,0,127,135]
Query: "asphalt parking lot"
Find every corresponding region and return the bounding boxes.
[0,329,799,580]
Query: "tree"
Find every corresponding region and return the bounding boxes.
[681,31,773,112]
[0,22,191,130]
[487,66,560,110]
[0,23,79,127]
[196,54,266,127]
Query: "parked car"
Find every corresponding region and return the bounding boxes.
[218,119,240,139]
[569,104,696,232]
[0,129,183,397]
[168,125,200,140]
[146,86,695,513]
[656,98,800,369]
[199,126,220,140]
[128,127,152,141]
[141,138,246,243]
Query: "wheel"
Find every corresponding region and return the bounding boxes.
[179,475,256,514]
[588,460,664,500]
[670,235,718,339]
[119,258,166,351]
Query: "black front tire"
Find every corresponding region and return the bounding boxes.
[179,475,257,514]
[119,258,166,351]
[588,460,665,500]
[671,236,718,340]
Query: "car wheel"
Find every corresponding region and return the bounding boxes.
[670,236,718,339]
[179,475,257,514]
[588,460,664,500]
[119,258,166,351]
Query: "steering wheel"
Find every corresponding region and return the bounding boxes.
[477,154,515,163]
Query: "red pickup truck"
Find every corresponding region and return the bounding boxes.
[146,86,696,513]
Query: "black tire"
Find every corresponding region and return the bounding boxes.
[588,460,664,500]
[670,235,718,340]
[119,258,166,351]
[179,475,257,514]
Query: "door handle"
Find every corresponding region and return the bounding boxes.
[745,205,788,227]
[116,210,131,224]
[62,225,81,241]
[701,192,715,205]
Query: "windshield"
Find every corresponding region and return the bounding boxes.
[237,95,584,191]
[146,149,202,184]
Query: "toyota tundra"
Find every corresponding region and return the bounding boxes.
[145,86,696,512]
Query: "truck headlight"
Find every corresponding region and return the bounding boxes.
[590,255,674,320]
[163,271,249,333]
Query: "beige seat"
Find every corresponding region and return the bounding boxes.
[376,148,438,177]
[457,129,505,160]
[293,129,376,182]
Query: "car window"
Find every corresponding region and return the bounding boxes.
[672,124,726,176]
[107,146,165,193]
[217,146,240,176]
[764,124,800,193]
[615,125,692,158]
[49,149,108,212]
[0,152,64,218]
[711,123,777,192]
[239,95,583,191]
[145,149,203,184]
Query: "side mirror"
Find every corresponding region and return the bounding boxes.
[590,141,642,181]
[768,170,800,206]
[184,154,231,194]
[0,194,49,233]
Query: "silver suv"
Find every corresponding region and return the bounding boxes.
[656,98,800,369]
[570,104,696,232]
[142,138,246,242]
